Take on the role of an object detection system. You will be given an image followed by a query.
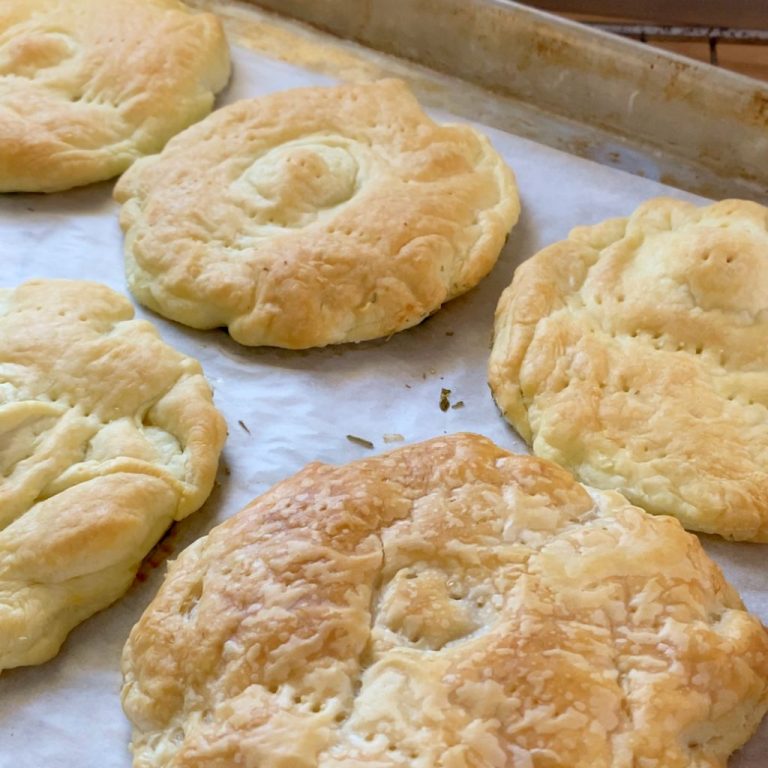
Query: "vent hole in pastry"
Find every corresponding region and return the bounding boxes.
[447,579,466,600]
[179,580,203,618]
[267,683,279,694]
[141,409,154,429]
[694,345,703,355]
[310,702,323,713]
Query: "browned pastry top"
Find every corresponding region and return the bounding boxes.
[123,433,768,767]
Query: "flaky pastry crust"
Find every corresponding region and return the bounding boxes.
[0,0,230,192]
[490,197,768,542]
[114,79,520,348]
[122,433,768,768]
[0,280,226,671]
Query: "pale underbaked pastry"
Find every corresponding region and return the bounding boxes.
[0,279,226,671]
[0,0,230,193]
[114,79,520,348]
[490,197,768,542]
[122,433,768,768]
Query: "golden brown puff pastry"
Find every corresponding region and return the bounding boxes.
[0,0,230,192]
[122,433,768,768]
[0,279,226,671]
[114,79,520,349]
[489,197,768,542]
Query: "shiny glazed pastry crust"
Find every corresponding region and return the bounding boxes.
[489,197,768,542]
[0,0,230,192]
[114,79,520,348]
[122,433,768,768]
[0,280,226,671]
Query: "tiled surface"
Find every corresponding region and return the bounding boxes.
[650,40,768,82]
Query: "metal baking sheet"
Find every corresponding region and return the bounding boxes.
[192,0,768,204]
[1,44,766,768]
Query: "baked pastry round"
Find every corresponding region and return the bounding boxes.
[0,0,230,192]
[114,79,520,348]
[122,433,768,767]
[0,279,226,671]
[490,197,768,542]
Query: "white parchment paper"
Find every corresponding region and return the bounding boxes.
[1,46,766,767]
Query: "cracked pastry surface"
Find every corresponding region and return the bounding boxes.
[114,79,520,348]
[0,0,230,192]
[0,279,226,671]
[122,433,768,768]
[489,197,768,542]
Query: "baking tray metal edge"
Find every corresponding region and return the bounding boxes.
[203,0,768,203]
